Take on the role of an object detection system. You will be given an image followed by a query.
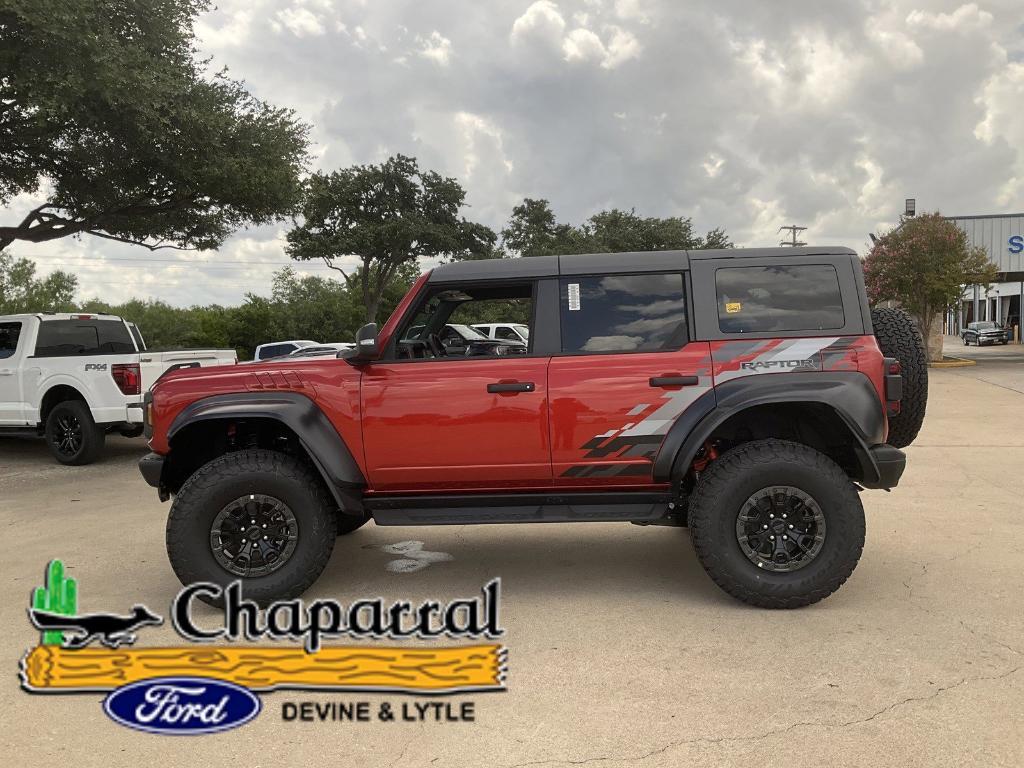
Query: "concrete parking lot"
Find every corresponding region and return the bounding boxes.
[2,348,1022,767]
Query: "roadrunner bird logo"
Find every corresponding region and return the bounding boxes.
[28,604,163,649]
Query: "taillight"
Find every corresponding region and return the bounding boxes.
[883,356,902,408]
[112,363,141,396]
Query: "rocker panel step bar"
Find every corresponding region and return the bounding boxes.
[365,492,671,526]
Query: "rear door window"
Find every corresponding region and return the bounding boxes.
[559,273,687,354]
[715,265,845,333]
[34,320,135,357]
[0,322,22,359]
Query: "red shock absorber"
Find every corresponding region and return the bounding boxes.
[692,440,720,473]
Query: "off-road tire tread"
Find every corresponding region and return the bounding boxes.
[167,449,336,606]
[688,439,865,609]
[870,307,927,448]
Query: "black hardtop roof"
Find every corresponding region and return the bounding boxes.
[428,246,858,283]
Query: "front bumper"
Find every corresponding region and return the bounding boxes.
[861,444,906,489]
[138,452,164,488]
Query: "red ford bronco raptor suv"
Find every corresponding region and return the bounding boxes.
[140,247,927,608]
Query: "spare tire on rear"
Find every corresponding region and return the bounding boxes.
[870,307,927,448]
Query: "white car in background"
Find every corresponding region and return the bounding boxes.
[0,313,236,464]
[471,323,530,344]
[281,343,355,359]
[252,339,317,362]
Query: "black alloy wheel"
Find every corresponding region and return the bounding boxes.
[210,494,300,577]
[735,486,826,572]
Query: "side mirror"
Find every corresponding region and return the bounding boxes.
[349,323,379,362]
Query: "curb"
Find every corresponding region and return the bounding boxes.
[930,357,976,368]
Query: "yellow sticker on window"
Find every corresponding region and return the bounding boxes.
[725,302,742,314]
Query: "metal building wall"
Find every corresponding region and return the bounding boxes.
[948,213,1024,275]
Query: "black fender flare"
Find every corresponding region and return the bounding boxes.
[652,373,887,485]
[167,392,366,510]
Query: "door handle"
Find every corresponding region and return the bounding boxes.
[0,369,14,376]
[649,375,699,388]
[487,381,535,393]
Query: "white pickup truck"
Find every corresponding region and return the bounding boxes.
[0,313,236,464]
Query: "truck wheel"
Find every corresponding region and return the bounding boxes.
[45,400,105,465]
[118,424,145,438]
[871,307,928,448]
[688,440,865,609]
[166,449,337,607]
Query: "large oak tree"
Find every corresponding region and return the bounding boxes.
[285,155,496,322]
[0,0,309,252]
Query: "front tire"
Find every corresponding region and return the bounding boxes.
[45,400,105,465]
[688,440,865,609]
[166,449,337,606]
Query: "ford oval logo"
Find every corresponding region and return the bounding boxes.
[103,676,261,735]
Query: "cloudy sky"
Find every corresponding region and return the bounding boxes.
[9,0,1024,306]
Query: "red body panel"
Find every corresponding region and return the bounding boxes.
[147,359,364,462]
[359,358,552,491]
[547,345,712,487]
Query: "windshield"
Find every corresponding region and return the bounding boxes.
[970,322,997,330]
[514,324,529,339]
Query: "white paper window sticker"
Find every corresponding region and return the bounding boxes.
[567,283,581,311]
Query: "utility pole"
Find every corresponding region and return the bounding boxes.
[778,225,807,247]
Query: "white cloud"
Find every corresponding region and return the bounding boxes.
[510,1,566,49]
[11,0,1024,307]
[275,7,325,38]
[907,3,993,31]
[417,31,453,65]
[563,28,606,64]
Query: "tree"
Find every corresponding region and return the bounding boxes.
[864,212,999,362]
[501,199,732,256]
[0,0,309,252]
[285,155,493,322]
[500,198,590,257]
[0,252,76,312]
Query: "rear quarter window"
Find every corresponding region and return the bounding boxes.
[716,265,845,334]
[34,320,135,357]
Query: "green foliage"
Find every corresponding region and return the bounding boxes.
[32,559,77,645]
[286,155,495,321]
[81,265,420,359]
[864,212,999,359]
[0,0,309,252]
[501,199,731,257]
[0,251,77,312]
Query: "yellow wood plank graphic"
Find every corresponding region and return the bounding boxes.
[21,644,506,693]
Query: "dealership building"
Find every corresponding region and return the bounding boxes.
[947,212,1024,336]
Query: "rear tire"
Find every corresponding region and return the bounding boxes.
[45,400,105,465]
[166,449,336,607]
[871,307,927,448]
[688,440,865,609]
